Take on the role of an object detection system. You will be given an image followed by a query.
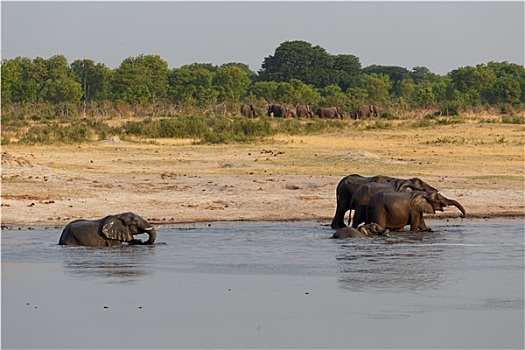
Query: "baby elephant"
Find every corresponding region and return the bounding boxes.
[59,212,156,247]
[332,223,389,239]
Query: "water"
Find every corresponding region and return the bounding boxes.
[2,218,524,349]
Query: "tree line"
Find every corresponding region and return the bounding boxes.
[2,40,524,118]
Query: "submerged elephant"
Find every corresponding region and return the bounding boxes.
[240,104,256,118]
[367,191,466,232]
[331,174,395,229]
[316,107,344,119]
[332,223,390,239]
[58,212,157,247]
[296,104,313,118]
[267,103,288,118]
[350,178,438,228]
[356,104,379,119]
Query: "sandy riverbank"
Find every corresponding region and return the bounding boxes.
[1,121,524,227]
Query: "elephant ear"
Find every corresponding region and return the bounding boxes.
[102,216,134,241]
[412,194,435,214]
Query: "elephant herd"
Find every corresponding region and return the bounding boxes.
[239,103,379,120]
[58,173,466,247]
[330,174,466,239]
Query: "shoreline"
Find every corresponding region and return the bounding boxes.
[2,123,524,227]
[1,214,523,230]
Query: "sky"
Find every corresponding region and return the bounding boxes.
[1,1,524,75]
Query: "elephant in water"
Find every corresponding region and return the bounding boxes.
[367,191,466,232]
[350,178,438,228]
[58,212,157,247]
[316,107,344,119]
[331,174,395,229]
[332,223,390,239]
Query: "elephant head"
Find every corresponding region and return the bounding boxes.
[397,177,438,192]
[332,222,390,239]
[102,212,157,245]
[360,223,390,237]
[413,192,466,218]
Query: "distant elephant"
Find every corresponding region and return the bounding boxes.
[240,104,256,118]
[296,104,313,118]
[288,109,296,118]
[316,107,344,119]
[349,111,358,120]
[330,174,395,229]
[58,212,157,247]
[367,191,466,232]
[356,104,378,119]
[350,178,438,228]
[332,223,390,239]
[267,103,288,118]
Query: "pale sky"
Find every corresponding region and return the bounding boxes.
[2,1,524,75]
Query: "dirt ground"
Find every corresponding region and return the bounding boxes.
[1,121,524,227]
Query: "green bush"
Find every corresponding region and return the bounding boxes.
[502,115,525,124]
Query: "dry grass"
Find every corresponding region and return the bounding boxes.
[1,119,524,226]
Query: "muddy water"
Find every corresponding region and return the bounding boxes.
[2,218,524,349]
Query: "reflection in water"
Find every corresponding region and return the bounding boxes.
[335,232,449,293]
[61,245,156,284]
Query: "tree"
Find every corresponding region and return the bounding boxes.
[71,59,112,103]
[259,40,335,88]
[358,73,392,104]
[113,54,169,105]
[447,64,497,106]
[168,63,218,106]
[319,84,347,108]
[332,54,362,91]
[213,66,251,102]
[1,57,37,105]
[220,62,257,81]
[249,81,279,102]
[362,65,410,96]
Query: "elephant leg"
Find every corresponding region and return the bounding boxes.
[331,201,349,229]
[410,213,429,232]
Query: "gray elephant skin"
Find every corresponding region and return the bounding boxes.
[267,103,289,118]
[349,178,438,228]
[240,104,256,118]
[367,191,466,232]
[332,223,390,239]
[296,104,313,118]
[356,104,379,118]
[316,107,344,119]
[330,174,395,229]
[58,212,157,247]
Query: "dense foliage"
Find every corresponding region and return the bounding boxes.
[2,40,524,144]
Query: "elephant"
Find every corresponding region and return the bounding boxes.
[240,104,256,118]
[267,103,288,118]
[58,212,157,247]
[356,104,379,119]
[349,178,438,228]
[367,191,466,232]
[316,107,344,119]
[330,174,395,229]
[332,223,390,239]
[296,104,313,118]
[349,111,358,120]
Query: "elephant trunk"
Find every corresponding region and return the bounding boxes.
[444,198,466,218]
[143,227,157,245]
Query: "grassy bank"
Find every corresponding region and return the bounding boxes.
[2,109,524,146]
